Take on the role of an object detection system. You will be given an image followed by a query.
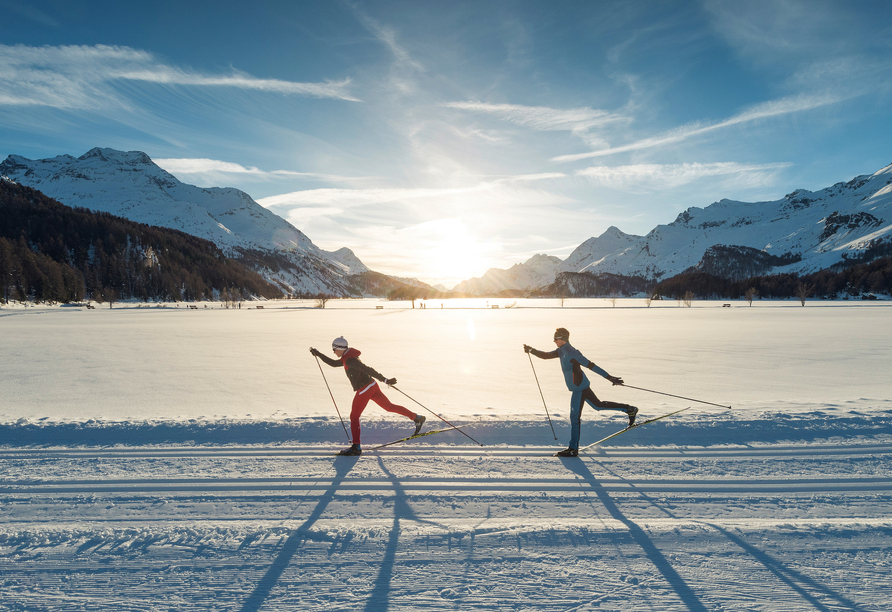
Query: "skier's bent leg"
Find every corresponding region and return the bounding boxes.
[369,386,417,420]
[583,388,634,412]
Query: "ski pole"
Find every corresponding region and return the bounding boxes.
[392,386,483,446]
[621,384,730,409]
[314,355,351,441]
[528,352,557,440]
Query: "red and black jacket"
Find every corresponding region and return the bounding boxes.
[316,348,388,391]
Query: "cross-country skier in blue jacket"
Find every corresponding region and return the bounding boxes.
[524,327,638,457]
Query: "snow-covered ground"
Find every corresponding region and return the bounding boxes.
[2,299,891,611]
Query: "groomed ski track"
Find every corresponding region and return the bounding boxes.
[3,442,892,611]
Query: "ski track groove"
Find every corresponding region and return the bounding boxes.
[3,475,892,495]
[3,442,892,459]
[2,442,891,611]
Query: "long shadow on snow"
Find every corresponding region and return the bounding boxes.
[238,457,357,612]
[559,457,709,612]
[707,524,870,612]
[594,460,870,611]
[362,457,446,612]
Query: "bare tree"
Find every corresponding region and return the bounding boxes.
[683,291,694,307]
[557,287,570,307]
[315,294,332,309]
[644,296,653,307]
[745,287,758,306]
[795,281,814,306]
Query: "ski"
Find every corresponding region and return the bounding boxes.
[364,426,462,452]
[579,407,691,452]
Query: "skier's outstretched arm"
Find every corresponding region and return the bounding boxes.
[524,345,558,359]
[310,348,342,367]
[575,358,624,385]
[590,362,624,385]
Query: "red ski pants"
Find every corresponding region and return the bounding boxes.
[350,382,416,444]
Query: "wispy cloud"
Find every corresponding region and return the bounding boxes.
[0,44,360,109]
[154,158,374,184]
[445,101,629,135]
[350,5,424,73]
[576,161,792,191]
[259,185,488,209]
[258,172,565,209]
[552,92,850,163]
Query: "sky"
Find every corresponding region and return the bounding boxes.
[1,1,891,288]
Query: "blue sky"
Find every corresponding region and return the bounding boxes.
[2,0,891,287]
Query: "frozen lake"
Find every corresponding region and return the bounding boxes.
[3,298,891,428]
[3,298,892,610]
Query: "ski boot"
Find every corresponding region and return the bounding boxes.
[554,447,578,457]
[413,415,426,436]
[338,444,362,456]
[627,406,639,427]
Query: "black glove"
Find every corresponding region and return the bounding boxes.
[523,344,533,353]
[607,375,624,386]
[384,378,397,386]
[310,347,321,357]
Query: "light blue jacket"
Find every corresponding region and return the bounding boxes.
[557,343,609,391]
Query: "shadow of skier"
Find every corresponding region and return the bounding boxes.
[594,460,870,610]
[238,456,358,612]
[362,456,446,612]
[558,457,709,612]
[706,523,869,612]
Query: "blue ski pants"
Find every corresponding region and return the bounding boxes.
[569,387,634,449]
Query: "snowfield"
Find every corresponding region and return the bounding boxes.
[2,299,891,611]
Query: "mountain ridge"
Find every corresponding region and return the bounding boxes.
[451,163,892,295]
[0,148,408,297]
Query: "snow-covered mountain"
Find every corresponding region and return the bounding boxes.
[448,163,892,295]
[0,148,372,296]
[452,254,562,294]
[560,163,892,281]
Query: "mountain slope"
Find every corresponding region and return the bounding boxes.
[0,148,374,296]
[452,254,562,294]
[560,163,892,280]
[0,179,282,303]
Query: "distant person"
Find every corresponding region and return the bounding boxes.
[311,337,425,456]
[524,327,637,457]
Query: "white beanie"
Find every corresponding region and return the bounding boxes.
[332,336,349,351]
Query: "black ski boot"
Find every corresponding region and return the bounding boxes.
[554,447,578,457]
[338,444,362,456]
[413,415,426,436]
[627,406,639,427]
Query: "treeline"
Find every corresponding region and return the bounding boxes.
[386,284,469,301]
[655,256,892,300]
[0,180,283,303]
[536,271,653,298]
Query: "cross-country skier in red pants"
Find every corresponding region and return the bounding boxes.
[311,337,425,456]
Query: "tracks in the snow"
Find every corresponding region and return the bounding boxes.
[2,442,891,459]
[3,443,892,497]
[3,475,892,495]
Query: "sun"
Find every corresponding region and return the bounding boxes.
[410,219,492,287]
